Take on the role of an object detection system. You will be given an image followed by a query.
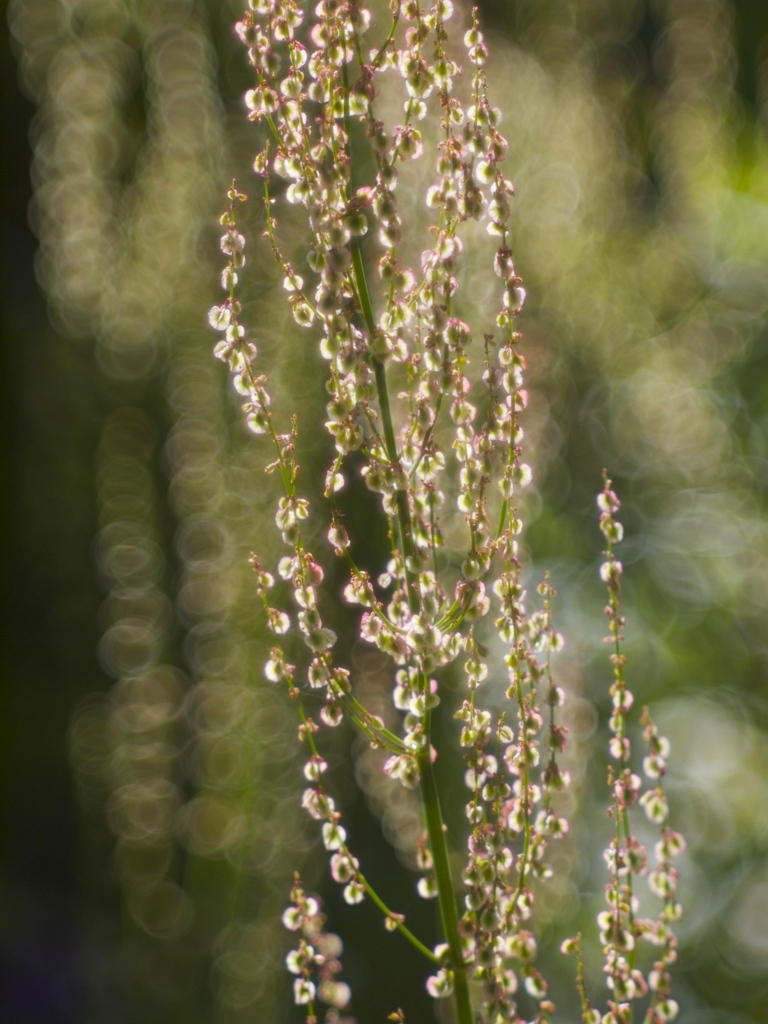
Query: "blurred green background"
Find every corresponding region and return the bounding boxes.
[3,0,768,1022]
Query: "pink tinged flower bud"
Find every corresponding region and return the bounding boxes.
[282,906,303,931]
[265,658,284,682]
[344,212,368,237]
[468,42,488,65]
[538,812,569,838]
[627,842,649,875]
[221,268,239,292]
[493,244,515,280]
[649,865,678,897]
[245,88,261,112]
[306,660,329,691]
[220,229,246,254]
[614,771,642,807]
[293,979,316,1005]
[318,980,351,1010]
[502,283,526,313]
[542,763,570,791]
[640,788,669,824]
[656,830,686,860]
[330,851,358,883]
[549,632,565,652]
[303,756,327,781]
[208,305,231,330]
[630,969,649,1000]
[256,569,275,589]
[343,880,365,904]
[600,559,623,584]
[394,125,423,159]
[608,973,636,1001]
[655,999,680,1021]
[523,971,547,1000]
[304,558,324,586]
[379,221,401,247]
[322,822,346,850]
[661,901,682,924]
[509,931,537,962]
[488,196,510,223]
[426,968,454,999]
[321,701,343,728]
[274,19,295,42]
[213,340,232,362]
[286,943,314,974]
[291,299,314,326]
[601,516,624,542]
[643,754,666,778]
[474,159,495,185]
[295,585,316,609]
[610,736,630,760]
[246,407,269,433]
[598,489,621,513]
[280,74,303,100]
[283,272,303,293]
[301,787,336,820]
[277,556,295,580]
[301,624,337,652]
[328,521,349,551]
[267,610,290,634]
[512,462,533,487]
[417,875,438,900]
[648,968,671,994]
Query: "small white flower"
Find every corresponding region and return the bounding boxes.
[293,978,315,1005]
[208,305,230,330]
[343,881,365,904]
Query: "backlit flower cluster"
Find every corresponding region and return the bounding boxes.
[283,876,352,1021]
[211,4,683,1023]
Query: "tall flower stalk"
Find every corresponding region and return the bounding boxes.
[210,3,683,1022]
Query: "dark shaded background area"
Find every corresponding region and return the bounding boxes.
[3,1,768,1023]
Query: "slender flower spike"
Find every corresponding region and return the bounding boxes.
[594,475,684,1018]
[211,7,683,1024]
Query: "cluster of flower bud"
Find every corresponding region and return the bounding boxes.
[440,554,574,1022]
[211,3,685,1023]
[283,877,352,1012]
[584,479,684,1022]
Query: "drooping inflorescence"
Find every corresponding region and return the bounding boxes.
[210,3,682,1023]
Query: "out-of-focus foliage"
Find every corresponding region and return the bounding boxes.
[8,2,322,1021]
[4,0,768,1022]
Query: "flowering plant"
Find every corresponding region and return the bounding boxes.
[210,2,684,1022]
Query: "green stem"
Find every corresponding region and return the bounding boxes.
[374,354,419,612]
[357,871,440,964]
[341,25,468,1022]
[342,19,418,613]
[336,692,408,754]
[351,235,419,613]
[418,746,473,1024]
